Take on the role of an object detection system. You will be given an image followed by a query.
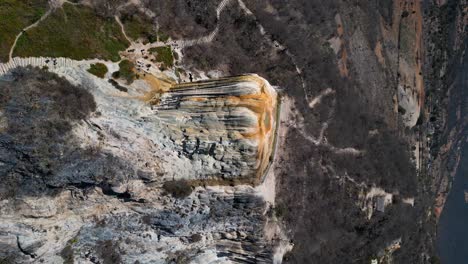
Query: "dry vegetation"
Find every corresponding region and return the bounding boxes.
[162,180,192,198]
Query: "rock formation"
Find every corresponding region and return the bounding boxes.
[154,75,279,184]
[0,66,283,263]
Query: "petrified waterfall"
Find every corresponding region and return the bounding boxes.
[154,74,279,185]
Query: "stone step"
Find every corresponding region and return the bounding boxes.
[0,57,98,76]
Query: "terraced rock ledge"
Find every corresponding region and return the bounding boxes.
[154,74,279,185]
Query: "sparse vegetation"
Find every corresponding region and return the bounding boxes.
[87,63,108,78]
[0,67,97,199]
[14,3,129,62]
[121,13,157,43]
[60,237,78,264]
[158,31,170,42]
[189,234,203,243]
[274,203,288,218]
[124,20,155,43]
[175,67,185,79]
[0,257,15,264]
[399,23,417,63]
[162,180,192,198]
[145,0,219,40]
[165,250,191,264]
[60,244,74,264]
[112,59,135,84]
[119,8,170,43]
[149,46,174,70]
[96,240,122,264]
[0,0,48,62]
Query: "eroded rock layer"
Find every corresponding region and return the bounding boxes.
[155,74,278,184]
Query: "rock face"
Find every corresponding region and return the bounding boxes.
[155,75,278,184]
[392,0,425,127]
[0,65,278,188]
[0,67,282,263]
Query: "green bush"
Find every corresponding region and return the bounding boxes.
[113,59,135,84]
[149,46,174,69]
[87,63,108,78]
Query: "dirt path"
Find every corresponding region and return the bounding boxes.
[125,0,233,53]
[7,1,60,62]
[293,88,364,155]
[236,0,309,102]
[115,15,132,43]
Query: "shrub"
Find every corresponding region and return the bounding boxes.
[149,46,174,69]
[114,59,135,84]
[162,180,192,198]
[87,63,108,78]
[189,234,203,243]
[274,203,288,218]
